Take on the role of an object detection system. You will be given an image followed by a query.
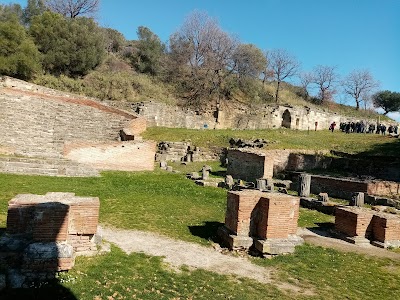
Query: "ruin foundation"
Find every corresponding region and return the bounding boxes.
[334,206,400,248]
[218,190,303,255]
[0,192,101,289]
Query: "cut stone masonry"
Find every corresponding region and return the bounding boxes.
[218,190,303,255]
[0,192,101,289]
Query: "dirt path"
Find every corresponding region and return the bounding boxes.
[101,227,272,284]
[101,225,400,294]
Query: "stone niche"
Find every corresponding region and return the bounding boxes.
[218,190,303,255]
[0,192,101,289]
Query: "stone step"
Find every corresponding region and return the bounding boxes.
[0,156,99,177]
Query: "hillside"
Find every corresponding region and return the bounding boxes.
[31,58,391,124]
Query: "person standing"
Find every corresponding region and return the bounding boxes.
[329,122,336,132]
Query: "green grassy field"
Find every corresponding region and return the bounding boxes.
[143,127,400,156]
[1,169,400,299]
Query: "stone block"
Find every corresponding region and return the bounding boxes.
[254,236,304,255]
[334,207,374,243]
[217,226,253,249]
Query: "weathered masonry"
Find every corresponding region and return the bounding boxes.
[218,190,303,255]
[0,192,101,289]
[0,77,155,175]
[131,101,352,131]
[335,206,400,248]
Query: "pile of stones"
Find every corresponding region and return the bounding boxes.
[228,138,275,149]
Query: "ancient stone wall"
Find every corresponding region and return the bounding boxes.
[0,192,100,288]
[0,156,100,177]
[64,141,156,171]
[367,181,400,197]
[131,100,359,131]
[290,173,400,199]
[335,206,400,247]
[290,173,369,200]
[227,149,273,181]
[335,207,374,238]
[0,77,153,175]
[155,141,220,162]
[227,149,330,182]
[219,190,302,254]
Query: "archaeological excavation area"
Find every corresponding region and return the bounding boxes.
[1,76,400,299]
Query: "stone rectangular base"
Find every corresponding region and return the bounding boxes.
[371,240,400,249]
[254,236,304,255]
[217,226,253,249]
[332,230,371,246]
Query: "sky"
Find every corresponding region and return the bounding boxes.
[2,0,400,119]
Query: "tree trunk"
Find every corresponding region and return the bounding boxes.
[275,81,280,102]
[298,174,311,197]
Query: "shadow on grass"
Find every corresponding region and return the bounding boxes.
[306,222,335,237]
[0,284,78,300]
[210,170,227,178]
[358,136,400,158]
[188,221,224,243]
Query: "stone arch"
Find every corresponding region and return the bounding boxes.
[281,109,291,129]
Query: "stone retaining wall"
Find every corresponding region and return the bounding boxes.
[0,77,152,175]
[0,156,100,177]
[290,172,400,199]
[131,100,363,131]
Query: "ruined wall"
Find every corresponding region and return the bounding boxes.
[227,149,273,181]
[290,173,400,199]
[335,207,400,247]
[65,141,156,171]
[335,207,374,238]
[290,174,369,200]
[1,192,101,288]
[131,100,356,131]
[227,149,330,182]
[0,77,146,159]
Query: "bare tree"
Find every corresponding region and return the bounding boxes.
[267,49,299,102]
[312,65,338,103]
[299,71,314,100]
[342,69,379,110]
[169,11,238,107]
[44,0,99,18]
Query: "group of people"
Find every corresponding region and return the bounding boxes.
[330,121,399,135]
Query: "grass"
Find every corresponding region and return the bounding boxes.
[0,171,226,245]
[143,127,400,156]
[253,244,400,300]
[1,171,400,299]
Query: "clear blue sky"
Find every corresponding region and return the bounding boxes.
[2,0,400,117]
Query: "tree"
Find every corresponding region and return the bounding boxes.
[372,90,400,115]
[23,0,46,25]
[299,71,314,100]
[0,3,23,22]
[44,0,99,18]
[232,44,266,81]
[267,49,299,103]
[169,11,238,106]
[342,69,379,110]
[0,19,41,79]
[102,27,125,53]
[312,65,338,103]
[30,11,105,76]
[131,26,165,76]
